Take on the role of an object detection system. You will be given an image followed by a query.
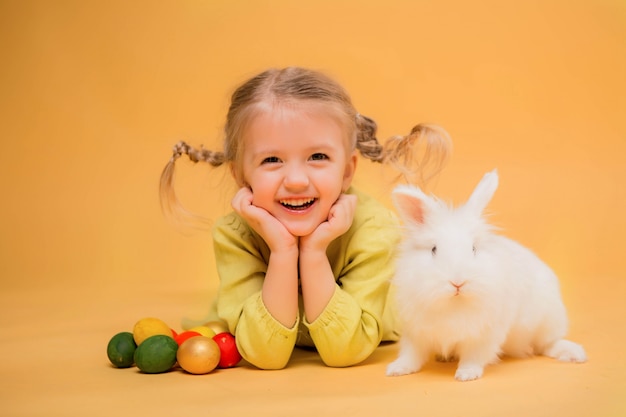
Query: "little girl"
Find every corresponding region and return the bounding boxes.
[160,67,451,369]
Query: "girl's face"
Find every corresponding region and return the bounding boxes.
[238,105,357,237]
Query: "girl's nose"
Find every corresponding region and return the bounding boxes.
[283,164,309,189]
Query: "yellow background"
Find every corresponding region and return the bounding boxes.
[1,1,625,416]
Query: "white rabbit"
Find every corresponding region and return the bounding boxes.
[386,170,587,381]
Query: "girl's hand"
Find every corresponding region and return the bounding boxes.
[231,187,298,254]
[300,193,357,252]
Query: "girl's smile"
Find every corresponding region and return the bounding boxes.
[279,197,317,211]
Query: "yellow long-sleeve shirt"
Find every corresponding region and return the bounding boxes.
[210,187,401,369]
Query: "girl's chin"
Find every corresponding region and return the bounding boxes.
[272,210,328,237]
[281,221,321,237]
[284,226,317,237]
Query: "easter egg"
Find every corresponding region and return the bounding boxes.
[134,335,178,374]
[187,326,216,339]
[203,320,229,335]
[174,330,202,346]
[107,331,137,368]
[176,336,221,375]
[212,332,242,368]
[133,317,173,345]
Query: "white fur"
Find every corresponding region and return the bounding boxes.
[386,170,586,381]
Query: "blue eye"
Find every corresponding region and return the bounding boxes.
[310,153,328,161]
[262,156,280,164]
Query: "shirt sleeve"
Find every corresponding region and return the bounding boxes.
[303,210,401,367]
[212,213,298,370]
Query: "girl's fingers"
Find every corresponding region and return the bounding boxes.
[231,187,255,216]
[330,194,357,226]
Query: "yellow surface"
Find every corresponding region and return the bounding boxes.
[1,1,625,416]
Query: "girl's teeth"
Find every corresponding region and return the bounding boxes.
[280,198,314,207]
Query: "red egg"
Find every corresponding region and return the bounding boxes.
[212,332,242,368]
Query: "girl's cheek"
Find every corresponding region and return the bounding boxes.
[250,192,268,210]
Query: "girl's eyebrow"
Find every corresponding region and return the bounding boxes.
[250,148,281,160]
[251,142,338,158]
[303,140,341,153]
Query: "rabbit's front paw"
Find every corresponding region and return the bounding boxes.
[386,357,420,377]
[544,339,587,363]
[454,364,484,381]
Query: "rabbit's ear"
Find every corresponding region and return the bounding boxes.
[392,185,432,225]
[465,169,499,216]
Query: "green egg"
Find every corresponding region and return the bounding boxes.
[107,331,137,368]
[134,335,178,374]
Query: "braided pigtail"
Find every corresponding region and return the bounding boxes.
[355,113,451,187]
[169,141,226,166]
[355,113,385,162]
[382,123,452,187]
[159,141,226,227]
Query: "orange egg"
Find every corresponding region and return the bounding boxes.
[174,330,202,346]
[176,336,221,375]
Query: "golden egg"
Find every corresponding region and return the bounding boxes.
[176,336,221,375]
[203,320,230,335]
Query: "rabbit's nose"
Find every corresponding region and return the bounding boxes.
[450,281,466,296]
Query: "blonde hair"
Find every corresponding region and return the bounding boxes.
[160,66,451,222]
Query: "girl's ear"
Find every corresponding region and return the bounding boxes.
[230,163,247,188]
[341,151,358,192]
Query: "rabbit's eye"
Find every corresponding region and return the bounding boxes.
[472,246,477,255]
[431,246,437,256]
